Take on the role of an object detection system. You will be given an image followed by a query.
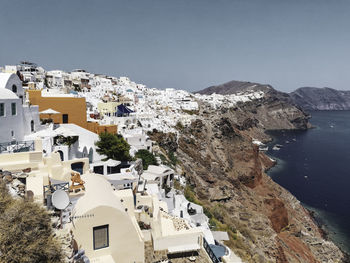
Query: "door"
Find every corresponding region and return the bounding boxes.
[57,150,64,161]
[62,114,69,123]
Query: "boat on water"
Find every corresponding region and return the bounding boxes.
[259,145,268,151]
[272,144,283,151]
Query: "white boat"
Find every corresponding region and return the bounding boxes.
[259,146,268,151]
[272,144,283,150]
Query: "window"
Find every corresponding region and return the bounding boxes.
[62,114,68,123]
[107,166,118,174]
[11,103,16,115]
[93,165,104,175]
[93,225,109,250]
[12,85,17,93]
[0,103,4,117]
[31,120,34,132]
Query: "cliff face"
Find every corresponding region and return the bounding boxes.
[150,83,345,262]
[197,80,311,131]
[290,87,350,111]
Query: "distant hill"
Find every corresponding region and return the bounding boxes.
[290,87,350,111]
[196,80,272,95]
[196,80,293,106]
[196,80,310,130]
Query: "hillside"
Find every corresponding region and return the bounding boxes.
[196,80,310,130]
[290,87,350,111]
[147,81,347,262]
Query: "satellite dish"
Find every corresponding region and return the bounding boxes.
[52,189,70,210]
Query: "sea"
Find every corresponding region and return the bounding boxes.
[266,111,350,254]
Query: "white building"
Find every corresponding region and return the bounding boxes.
[0,73,41,143]
[73,175,145,263]
[25,123,105,163]
[121,128,153,156]
[46,70,64,89]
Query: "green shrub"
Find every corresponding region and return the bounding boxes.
[135,149,158,169]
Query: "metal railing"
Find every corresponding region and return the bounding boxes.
[0,140,35,154]
[43,182,69,197]
[203,238,221,263]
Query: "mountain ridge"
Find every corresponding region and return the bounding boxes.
[289,87,350,110]
[196,80,350,111]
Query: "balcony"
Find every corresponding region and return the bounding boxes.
[0,140,35,154]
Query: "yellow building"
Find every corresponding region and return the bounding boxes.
[97,101,121,116]
[27,90,117,134]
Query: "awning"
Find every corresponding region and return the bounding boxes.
[116,104,134,116]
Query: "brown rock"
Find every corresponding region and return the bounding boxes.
[3,175,13,183]
[264,198,289,233]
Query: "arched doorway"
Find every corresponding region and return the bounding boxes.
[57,150,64,161]
[82,146,88,158]
[31,120,34,132]
[12,84,17,93]
[88,148,93,163]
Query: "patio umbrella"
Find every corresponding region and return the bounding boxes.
[39,108,60,121]
[39,108,60,115]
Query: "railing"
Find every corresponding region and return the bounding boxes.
[0,140,35,154]
[43,182,69,197]
[203,238,221,263]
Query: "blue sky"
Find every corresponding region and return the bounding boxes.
[1,0,350,92]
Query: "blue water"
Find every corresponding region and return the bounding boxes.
[266,111,350,254]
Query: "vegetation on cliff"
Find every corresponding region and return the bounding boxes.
[135,149,157,169]
[0,181,63,263]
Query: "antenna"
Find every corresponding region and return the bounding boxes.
[52,189,70,210]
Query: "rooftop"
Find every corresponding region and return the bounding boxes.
[0,88,18,99]
[0,73,13,89]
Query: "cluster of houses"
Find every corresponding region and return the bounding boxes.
[0,62,243,263]
[194,90,265,110]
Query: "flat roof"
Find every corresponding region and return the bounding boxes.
[168,243,200,253]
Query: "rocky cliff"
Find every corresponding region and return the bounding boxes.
[290,87,350,111]
[150,81,346,262]
[197,80,311,131]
